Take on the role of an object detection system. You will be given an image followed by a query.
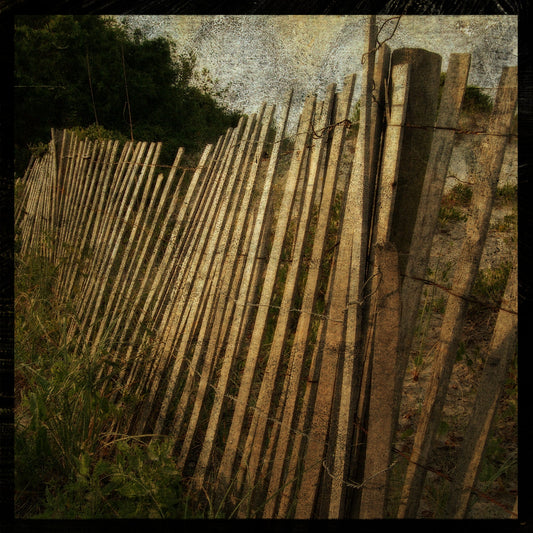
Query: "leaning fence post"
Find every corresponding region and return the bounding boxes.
[396,65,517,518]
[358,242,401,518]
[326,15,378,519]
[388,47,442,275]
[446,262,517,518]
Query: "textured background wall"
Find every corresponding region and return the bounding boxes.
[116,15,517,131]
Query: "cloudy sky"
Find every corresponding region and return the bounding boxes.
[117,15,517,130]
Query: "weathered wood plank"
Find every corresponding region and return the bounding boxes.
[327,17,379,518]
[397,65,517,518]
[345,61,410,517]
[292,25,378,520]
[62,140,120,297]
[105,148,184,357]
[71,141,146,340]
[175,104,278,471]
[152,117,253,435]
[167,110,265,448]
[113,144,214,411]
[358,243,401,518]
[388,48,442,275]
[189,92,293,491]
[393,52,471,457]
[265,74,355,518]
[235,84,336,503]
[446,262,517,518]
[215,94,315,491]
[81,142,159,349]
[132,132,233,434]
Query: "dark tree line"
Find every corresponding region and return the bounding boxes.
[14,15,241,174]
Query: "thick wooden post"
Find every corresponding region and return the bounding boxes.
[397,66,517,518]
[388,48,442,275]
[358,242,401,518]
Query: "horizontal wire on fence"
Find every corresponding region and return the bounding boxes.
[352,415,518,518]
[401,273,518,316]
[44,115,516,178]
[322,458,399,490]
[176,351,517,518]
[169,256,515,329]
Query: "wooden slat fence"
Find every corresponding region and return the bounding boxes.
[15,17,517,518]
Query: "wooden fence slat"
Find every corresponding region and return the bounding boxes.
[358,243,401,518]
[235,84,336,505]
[166,110,264,448]
[63,140,121,297]
[54,134,79,258]
[345,61,410,517]
[446,262,517,518]
[89,143,164,352]
[58,140,113,294]
[19,157,44,255]
[71,141,146,340]
[215,94,316,491]
[152,117,253,435]
[18,158,43,253]
[150,128,235,345]
[130,133,232,434]
[367,43,391,213]
[105,148,185,370]
[47,134,60,262]
[369,63,411,247]
[27,151,47,256]
[327,18,379,518]
[15,154,36,227]
[292,23,377,518]
[72,141,151,345]
[397,65,517,518]
[81,142,159,349]
[394,52,471,454]
[388,47,442,275]
[174,104,278,472]
[189,91,292,491]
[113,144,214,413]
[264,74,355,518]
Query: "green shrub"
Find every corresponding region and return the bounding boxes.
[470,262,512,308]
[72,123,128,143]
[442,183,473,207]
[34,439,198,519]
[494,184,517,206]
[438,206,467,226]
[440,73,493,115]
[461,85,493,114]
[14,247,199,518]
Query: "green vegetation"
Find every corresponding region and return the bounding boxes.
[494,184,517,206]
[439,73,493,114]
[470,261,512,309]
[14,15,241,176]
[442,183,473,207]
[438,183,473,228]
[13,249,206,518]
